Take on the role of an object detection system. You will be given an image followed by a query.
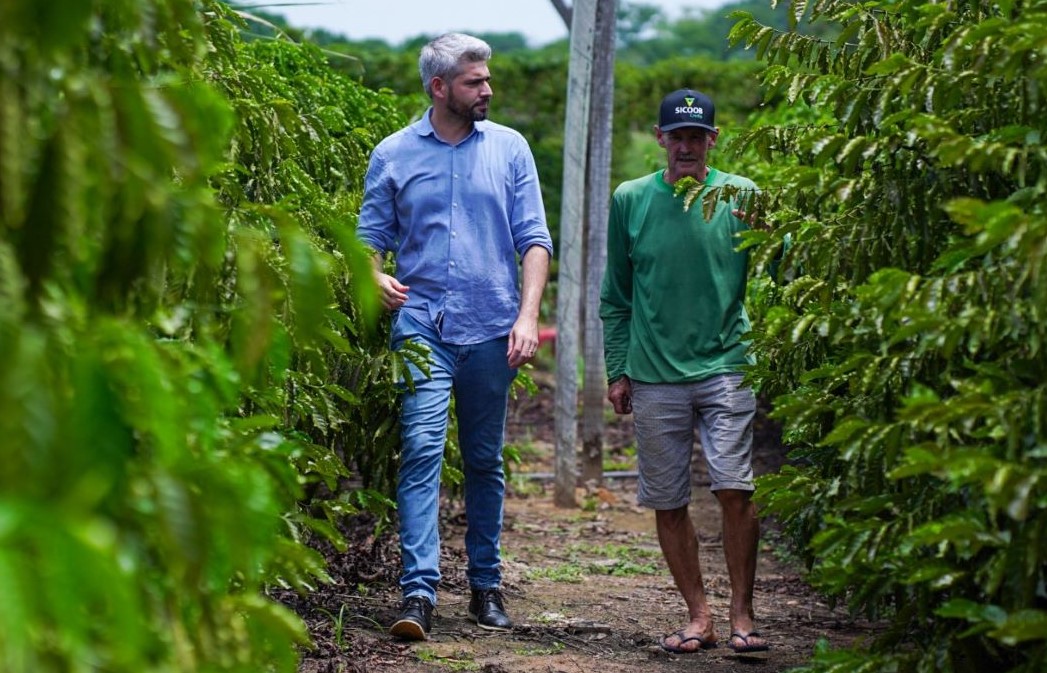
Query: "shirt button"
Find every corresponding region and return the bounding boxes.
[453,203,458,208]
[450,261,456,267]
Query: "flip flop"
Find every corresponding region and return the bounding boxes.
[728,631,770,653]
[660,630,717,653]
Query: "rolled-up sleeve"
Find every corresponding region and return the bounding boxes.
[510,141,553,258]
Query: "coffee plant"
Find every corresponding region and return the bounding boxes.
[728,1,1047,672]
[0,0,413,670]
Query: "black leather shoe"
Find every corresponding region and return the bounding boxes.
[468,588,512,631]
[389,596,433,641]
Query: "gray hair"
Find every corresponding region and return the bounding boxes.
[419,33,492,98]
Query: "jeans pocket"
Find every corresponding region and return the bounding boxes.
[390,309,417,350]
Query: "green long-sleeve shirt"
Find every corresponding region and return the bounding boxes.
[600,168,759,384]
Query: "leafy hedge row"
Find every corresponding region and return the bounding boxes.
[0,1,411,670]
[729,1,1047,672]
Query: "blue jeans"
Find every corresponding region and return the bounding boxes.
[391,310,516,605]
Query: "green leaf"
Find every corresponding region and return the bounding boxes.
[937,598,1007,626]
[990,609,1047,645]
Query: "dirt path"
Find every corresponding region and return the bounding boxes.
[287,375,878,672]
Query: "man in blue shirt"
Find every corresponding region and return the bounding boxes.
[356,33,553,641]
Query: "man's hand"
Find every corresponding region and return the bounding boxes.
[607,377,633,415]
[375,272,409,310]
[507,316,539,369]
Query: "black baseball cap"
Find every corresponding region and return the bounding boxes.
[658,89,716,133]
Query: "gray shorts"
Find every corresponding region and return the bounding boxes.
[631,374,756,509]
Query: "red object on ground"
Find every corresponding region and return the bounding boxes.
[538,326,557,348]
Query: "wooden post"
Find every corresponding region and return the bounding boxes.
[580,0,616,486]
[553,0,598,508]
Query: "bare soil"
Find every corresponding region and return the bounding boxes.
[279,370,880,672]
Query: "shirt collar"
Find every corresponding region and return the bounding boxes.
[414,107,486,142]
[414,108,437,137]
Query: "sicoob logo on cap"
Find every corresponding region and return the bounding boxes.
[659,89,716,133]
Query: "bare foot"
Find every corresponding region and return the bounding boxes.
[727,630,769,652]
[660,624,718,653]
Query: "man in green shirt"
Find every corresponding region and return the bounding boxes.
[600,89,770,655]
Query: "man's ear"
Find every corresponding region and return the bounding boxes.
[431,76,447,100]
[654,124,666,147]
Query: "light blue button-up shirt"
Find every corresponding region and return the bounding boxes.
[357,109,553,345]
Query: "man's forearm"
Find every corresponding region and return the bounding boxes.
[518,245,550,320]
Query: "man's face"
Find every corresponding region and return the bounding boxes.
[443,61,493,122]
[657,126,713,181]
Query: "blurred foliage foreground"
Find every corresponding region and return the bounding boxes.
[3,0,1047,672]
[0,0,419,670]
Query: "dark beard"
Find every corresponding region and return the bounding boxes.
[448,94,488,122]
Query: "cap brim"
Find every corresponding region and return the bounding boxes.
[659,121,717,133]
